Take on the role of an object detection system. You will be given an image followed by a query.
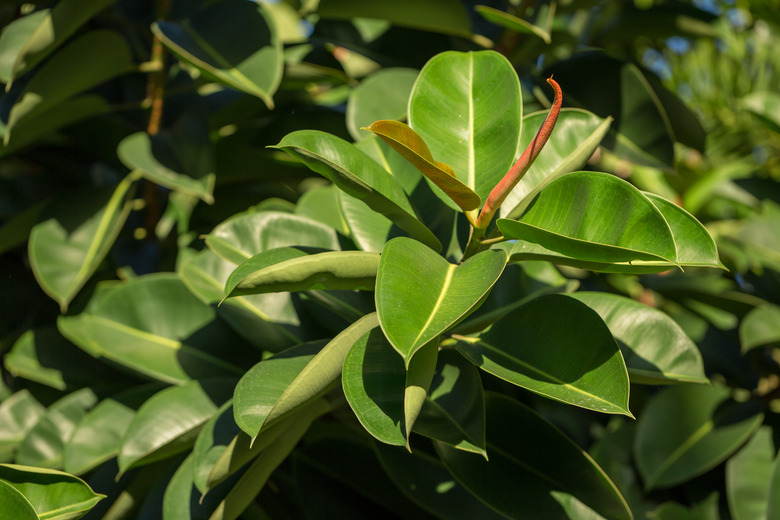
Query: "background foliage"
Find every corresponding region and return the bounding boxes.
[1,0,779,519]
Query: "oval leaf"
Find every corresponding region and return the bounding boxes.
[740,304,780,352]
[347,68,418,141]
[456,294,631,416]
[376,237,506,366]
[726,427,780,520]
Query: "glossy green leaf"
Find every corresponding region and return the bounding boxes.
[342,327,406,446]
[153,0,282,108]
[347,68,418,141]
[0,391,45,454]
[294,185,351,236]
[316,0,472,37]
[409,50,521,211]
[740,304,780,352]
[191,401,236,494]
[0,9,50,84]
[403,341,438,449]
[502,109,612,218]
[117,116,214,203]
[273,131,441,251]
[5,30,132,142]
[354,136,425,195]
[337,188,399,253]
[726,427,780,520]
[456,294,631,416]
[475,5,551,43]
[436,393,631,520]
[376,237,506,366]
[635,384,764,490]
[225,250,379,297]
[374,443,505,520]
[179,248,302,352]
[64,384,163,476]
[16,389,97,469]
[205,211,340,265]
[0,463,104,520]
[364,120,481,212]
[412,350,486,455]
[29,175,135,311]
[570,292,707,384]
[233,340,326,440]
[58,275,246,384]
[118,378,234,474]
[498,171,678,265]
[0,479,37,520]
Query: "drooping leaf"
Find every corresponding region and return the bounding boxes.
[58,274,247,384]
[409,50,521,211]
[456,294,631,416]
[117,378,235,475]
[28,175,136,311]
[436,393,632,520]
[0,463,104,520]
[376,237,506,366]
[635,384,764,490]
[571,292,707,384]
[726,427,780,520]
[347,68,418,141]
[0,9,50,84]
[272,130,441,251]
[336,188,400,253]
[740,304,780,352]
[403,341,438,449]
[294,185,351,236]
[153,0,282,108]
[475,5,551,43]
[498,171,678,265]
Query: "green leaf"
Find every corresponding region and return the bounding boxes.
[740,90,780,133]
[436,393,631,520]
[0,479,37,520]
[456,294,631,416]
[502,109,612,219]
[364,120,481,212]
[58,274,246,384]
[374,443,505,520]
[376,237,506,367]
[117,114,215,203]
[403,341,438,449]
[0,391,45,454]
[179,248,303,352]
[64,384,163,475]
[233,340,326,440]
[336,188,398,253]
[5,29,133,142]
[225,250,380,297]
[205,211,340,265]
[273,130,441,251]
[117,378,235,475]
[355,136,425,195]
[316,0,472,38]
[29,175,135,311]
[16,389,97,469]
[412,350,486,455]
[726,427,780,520]
[342,327,406,446]
[347,68,418,141]
[152,0,282,108]
[294,185,351,236]
[570,292,707,385]
[475,5,551,43]
[191,401,236,494]
[409,51,521,211]
[740,304,780,352]
[0,463,104,520]
[635,384,764,490]
[498,171,678,265]
[0,9,50,84]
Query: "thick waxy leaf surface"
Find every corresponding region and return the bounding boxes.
[5,30,132,141]
[726,427,780,520]
[375,443,505,520]
[403,342,439,449]
[273,131,441,251]
[206,211,339,265]
[355,136,424,195]
[0,464,104,520]
[502,109,612,218]
[153,0,282,107]
[740,304,780,352]
[409,51,521,211]
[635,384,764,490]
[0,479,38,520]
[294,185,351,236]
[498,171,678,265]
[233,340,327,440]
[571,292,707,384]
[437,393,631,520]
[337,189,399,253]
[364,120,481,212]
[58,275,246,384]
[118,378,234,474]
[376,237,506,366]
[29,176,135,311]
[225,250,379,297]
[0,391,45,454]
[347,68,418,141]
[457,294,631,415]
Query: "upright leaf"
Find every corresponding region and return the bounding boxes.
[726,427,780,520]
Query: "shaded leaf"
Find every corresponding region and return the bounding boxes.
[403,341,438,449]
[475,5,551,43]
[0,391,45,453]
[726,427,779,520]
[347,68,418,141]
[740,304,780,352]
